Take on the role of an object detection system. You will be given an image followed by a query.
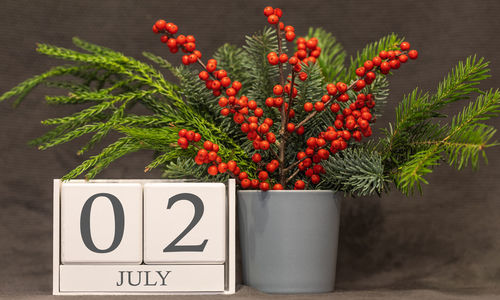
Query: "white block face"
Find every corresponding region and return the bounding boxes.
[61,183,142,264]
[144,183,226,264]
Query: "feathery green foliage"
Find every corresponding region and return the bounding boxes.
[1,27,498,196]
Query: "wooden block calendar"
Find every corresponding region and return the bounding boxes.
[53,179,236,295]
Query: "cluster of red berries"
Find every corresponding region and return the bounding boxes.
[153,19,201,65]
[155,6,419,191]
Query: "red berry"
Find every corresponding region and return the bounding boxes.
[251,179,260,188]
[178,129,187,137]
[232,81,242,91]
[365,71,376,81]
[273,84,283,95]
[239,172,249,180]
[241,178,251,189]
[380,61,391,74]
[336,82,347,93]
[326,83,337,95]
[208,165,218,176]
[306,38,318,49]
[299,72,308,81]
[218,163,228,173]
[263,6,274,16]
[268,14,279,24]
[364,60,374,70]
[285,31,296,41]
[266,163,277,173]
[307,137,317,148]
[399,54,409,63]
[167,23,178,34]
[268,54,279,65]
[258,171,269,181]
[259,182,270,191]
[274,8,283,17]
[330,103,340,113]
[286,123,296,133]
[273,183,284,190]
[294,180,305,190]
[408,50,418,59]
[194,133,202,142]
[355,79,366,90]
[203,140,213,151]
[314,102,325,111]
[152,25,159,33]
[304,102,313,112]
[185,130,195,141]
[155,19,166,30]
[311,174,321,184]
[199,71,209,80]
[176,35,186,44]
[288,56,299,65]
[379,51,388,59]
[206,62,216,73]
[279,53,289,63]
[260,140,270,150]
[338,93,349,102]
[296,126,305,135]
[181,55,190,65]
[400,41,411,51]
[218,97,228,107]
[186,35,196,43]
[177,137,188,149]
[372,56,382,66]
[355,67,366,77]
[389,59,400,69]
[226,88,237,96]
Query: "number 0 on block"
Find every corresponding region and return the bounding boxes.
[53,179,236,295]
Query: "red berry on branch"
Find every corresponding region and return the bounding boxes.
[304,102,313,112]
[311,174,321,184]
[379,50,388,59]
[364,60,374,70]
[260,140,270,150]
[314,102,325,111]
[273,84,283,95]
[251,179,260,188]
[338,93,349,102]
[372,56,382,66]
[181,55,190,65]
[355,67,366,77]
[177,137,188,149]
[264,6,274,16]
[267,132,277,143]
[306,38,318,49]
[260,182,270,191]
[265,97,274,107]
[387,50,396,60]
[155,19,166,30]
[152,25,159,33]
[285,25,295,32]
[279,53,289,63]
[186,35,196,43]
[288,56,299,65]
[252,153,262,163]
[336,82,347,93]
[399,54,409,63]
[296,125,305,135]
[355,79,366,90]
[294,180,305,190]
[268,14,279,24]
[160,35,169,43]
[274,97,283,107]
[299,72,308,81]
[286,123,296,133]
[241,178,251,189]
[208,165,218,176]
[226,88,237,96]
[400,41,411,51]
[326,83,337,95]
[218,97,228,107]
[273,184,284,190]
[258,171,269,181]
[266,163,278,173]
[380,61,391,74]
[176,35,186,44]
[239,172,248,180]
[389,59,400,69]
[218,163,228,173]
[307,137,317,148]
[167,23,178,34]
[221,108,230,116]
[285,31,296,41]
[178,129,187,137]
[365,71,376,82]
[185,130,195,141]
[408,50,418,59]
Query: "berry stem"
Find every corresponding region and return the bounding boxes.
[274,23,289,186]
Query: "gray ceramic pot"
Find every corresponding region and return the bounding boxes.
[238,190,341,294]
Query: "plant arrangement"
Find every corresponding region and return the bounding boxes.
[1,6,498,195]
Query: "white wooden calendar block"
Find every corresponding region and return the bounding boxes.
[54,179,236,295]
[59,264,224,292]
[60,182,142,264]
[143,183,226,264]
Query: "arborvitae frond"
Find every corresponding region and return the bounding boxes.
[73,37,124,58]
[306,27,346,82]
[142,51,177,74]
[61,137,141,180]
[38,123,106,150]
[323,148,389,196]
[43,80,90,93]
[344,33,402,82]
[0,65,92,106]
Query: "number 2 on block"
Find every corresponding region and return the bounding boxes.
[144,183,226,264]
[163,193,208,252]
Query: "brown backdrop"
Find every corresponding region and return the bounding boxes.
[1,0,500,297]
